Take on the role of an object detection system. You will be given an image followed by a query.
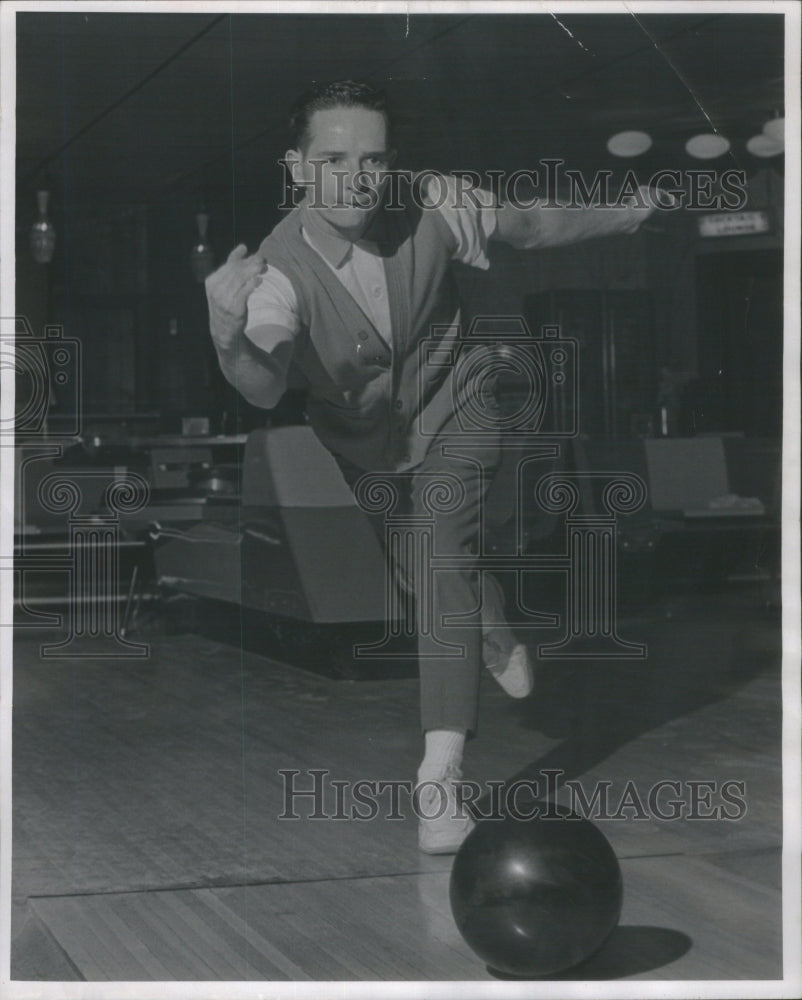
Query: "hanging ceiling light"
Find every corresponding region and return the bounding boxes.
[29,190,56,263]
[190,212,215,283]
[606,130,653,157]
[762,116,784,146]
[685,133,731,159]
[746,133,784,158]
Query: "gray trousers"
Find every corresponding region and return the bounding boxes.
[337,427,508,737]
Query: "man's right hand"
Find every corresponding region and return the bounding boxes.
[205,244,266,353]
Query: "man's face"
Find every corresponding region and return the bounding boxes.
[288,105,394,236]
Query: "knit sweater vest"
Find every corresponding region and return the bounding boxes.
[257,181,486,472]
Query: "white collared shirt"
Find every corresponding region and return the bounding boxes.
[305,232,394,346]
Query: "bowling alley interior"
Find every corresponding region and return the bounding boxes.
[6,8,794,989]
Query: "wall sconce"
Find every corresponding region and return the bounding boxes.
[191,212,215,283]
[30,189,56,263]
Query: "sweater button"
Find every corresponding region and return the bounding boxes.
[358,330,368,341]
[394,399,403,410]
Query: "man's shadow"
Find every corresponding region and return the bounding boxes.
[499,568,780,787]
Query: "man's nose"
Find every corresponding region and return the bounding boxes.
[342,161,364,191]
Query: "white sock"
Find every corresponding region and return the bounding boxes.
[417,729,466,783]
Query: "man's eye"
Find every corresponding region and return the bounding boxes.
[365,158,385,168]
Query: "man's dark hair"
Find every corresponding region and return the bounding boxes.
[289,80,392,150]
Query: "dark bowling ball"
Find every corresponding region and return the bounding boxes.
[449,808,623,977]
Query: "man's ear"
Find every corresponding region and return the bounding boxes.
[284,148,304,185]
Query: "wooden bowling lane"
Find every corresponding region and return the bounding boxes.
[11,586,784,982]
[26,845,781,981]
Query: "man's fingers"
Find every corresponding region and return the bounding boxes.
[227,243,249,263]
[228,255,266,281]
[226,245,267,275]
[657,190,682,210]
[227,259,266,296]
[234,274,263,308]
[212,256,264,292]
[206,250,266,321]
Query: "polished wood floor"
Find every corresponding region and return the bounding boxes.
[10,585,784,984]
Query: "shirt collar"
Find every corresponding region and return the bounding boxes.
[299,201,386,269]
[299,203,353,268]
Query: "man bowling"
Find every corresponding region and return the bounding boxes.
[206,80,656,853]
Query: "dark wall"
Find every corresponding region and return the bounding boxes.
[455,166,784,421]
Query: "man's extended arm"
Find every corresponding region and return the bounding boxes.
[213,329,291,411]
[493,187,657,249]
[206,245,290,410]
